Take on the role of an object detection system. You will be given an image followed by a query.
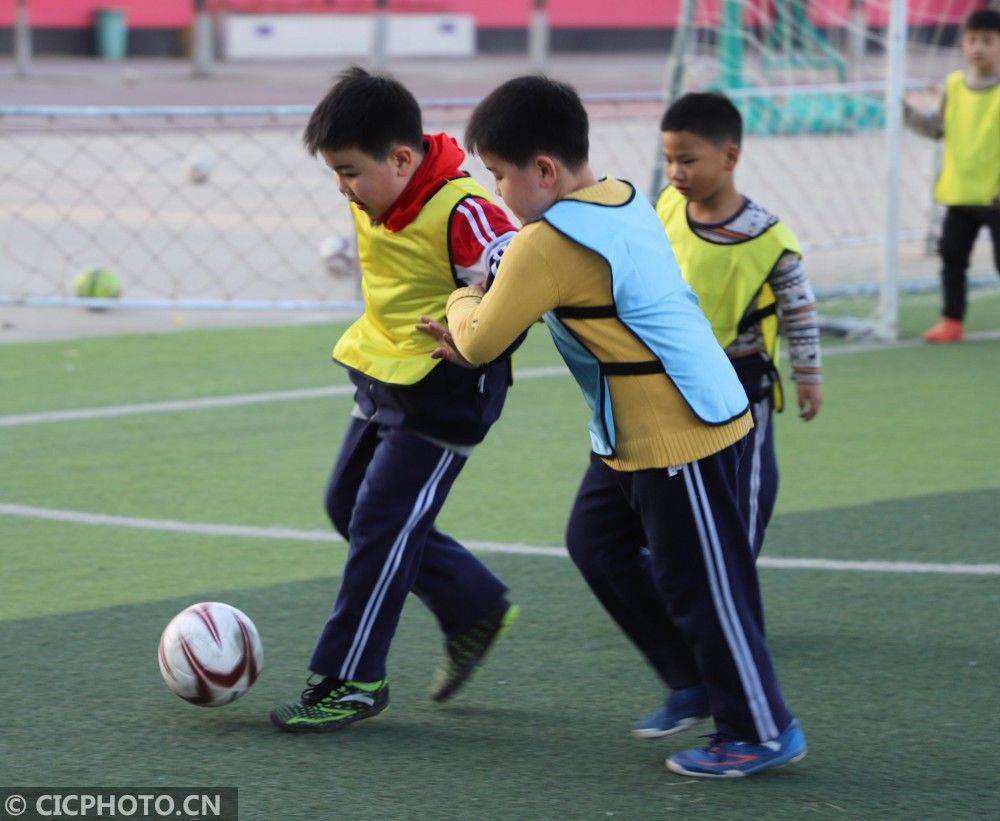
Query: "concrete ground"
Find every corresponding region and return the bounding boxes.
[0,52,672,107]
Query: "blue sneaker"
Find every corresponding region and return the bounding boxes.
[632,685,711,739]
[666,720,807,778]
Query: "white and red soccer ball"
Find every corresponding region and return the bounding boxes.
[158,602,263,707]
[318,234,358,278]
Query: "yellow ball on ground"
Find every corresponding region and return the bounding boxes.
[73,266,122,299]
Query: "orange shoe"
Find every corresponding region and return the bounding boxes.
[922,318,964,343]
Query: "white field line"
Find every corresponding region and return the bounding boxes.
[4,342,998,578]
[1,502,998,576]
[4,331,1000,429]
[0,365,570,428]
[0,385,354,428]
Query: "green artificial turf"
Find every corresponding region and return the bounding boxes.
[1,291,998,819]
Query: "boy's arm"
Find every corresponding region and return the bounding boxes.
[449,196,518,287]
[445,236,560,365]
[902,89,945,140]
[771,251,822,420]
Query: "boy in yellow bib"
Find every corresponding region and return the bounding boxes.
[271,67,519,733]
[904,8,1000,343]
[656,92,822,561]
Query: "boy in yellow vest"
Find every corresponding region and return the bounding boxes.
[904,8,1000,343]
[271,67,519,732]
[423,75,806,778]
[656,91,822,565]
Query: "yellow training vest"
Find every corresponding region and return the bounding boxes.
[333,175,490,385]
[934,71,1000,206]
[655,186,800,410]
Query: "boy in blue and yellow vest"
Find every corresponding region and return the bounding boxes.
[423,76,806,778]
[904,8,1000,343]
[271,67,519,733]
[656,92,822,563]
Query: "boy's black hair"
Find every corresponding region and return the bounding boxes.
[660,92,743,147]
[966,8,1000,32]
[464,75,589,169]
[303,66,423,158]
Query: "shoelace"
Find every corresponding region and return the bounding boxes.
[698,732,738,753]
[300,676,345,706]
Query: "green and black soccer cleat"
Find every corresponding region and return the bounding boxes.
[429,600,519,702]
[270,676,389,733]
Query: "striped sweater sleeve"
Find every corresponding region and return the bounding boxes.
[771,251,822,384]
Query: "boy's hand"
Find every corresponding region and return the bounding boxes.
[903,86,943,113]
[796,383,822,421]
[417,315,476,368]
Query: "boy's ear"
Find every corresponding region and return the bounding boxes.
[724,142,740,171]
[535,155,560,188]
[388,144,419,175]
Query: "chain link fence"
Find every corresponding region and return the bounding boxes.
[0,91,950,312]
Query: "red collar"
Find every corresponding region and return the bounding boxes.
[380,133,468,232]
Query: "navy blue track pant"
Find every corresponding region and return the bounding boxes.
[565,442,794,743]
[740,395,778,557]
[310,416,508,682]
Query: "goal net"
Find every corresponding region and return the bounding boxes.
[657,0,995,337]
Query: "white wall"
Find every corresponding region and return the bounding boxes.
[223,13,476,59]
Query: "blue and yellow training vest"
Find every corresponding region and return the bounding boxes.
[541,183,749,457]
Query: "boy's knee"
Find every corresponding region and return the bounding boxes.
[565,529,620,578]
[325,495,352,540]
[565,523,594,570]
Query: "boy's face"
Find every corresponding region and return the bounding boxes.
[962,28,1000,75]
[319,145,416,221]
[479,151,559,224]
[661,130,738,203]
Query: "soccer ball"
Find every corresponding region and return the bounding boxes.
[186,154,212,184]
[319,234,358,278]
[73,265,121,300]
[157,602,263,707]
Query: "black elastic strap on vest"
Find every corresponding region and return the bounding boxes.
[554,305,618,319]
[737,303,777,334]
[602,360,665,376]
[732,352,782,410]
[732,352,775,380]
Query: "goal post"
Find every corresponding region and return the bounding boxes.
[879,0,908,340]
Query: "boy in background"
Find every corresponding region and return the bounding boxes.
[424,75,806,778]
[904,8,1000,343]
[656,91,822,561]
[271,67,519,733]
